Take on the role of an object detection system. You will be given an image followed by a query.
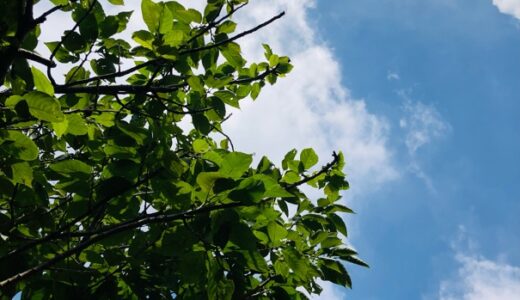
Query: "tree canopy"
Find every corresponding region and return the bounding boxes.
[0,0,367,298]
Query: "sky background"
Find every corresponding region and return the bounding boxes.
[33,0,520,299]
[223,0,520,299]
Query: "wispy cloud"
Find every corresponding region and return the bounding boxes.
[439,255,520,300]
[387,71,400,81]
[492,0,520,19]
[399,96,450,156]
[397,91,450,191]
[438,227,520,300]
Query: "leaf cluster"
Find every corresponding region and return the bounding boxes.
[0,0,366,299]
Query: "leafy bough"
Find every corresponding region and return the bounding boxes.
[0,0,367,298]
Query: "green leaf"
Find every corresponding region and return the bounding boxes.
[90,58,116,76]
[269,54,279,67]
[159,4,173,34]
[65,114,88,136]
[116,11,133,32]
[3,131,38,161]
[31,67,54,96]
[283,248,308,277]
[116,121,148,145]
[221,43,246,68]
[267,221,288,245]
[108,0,124,4]
[263,44,273,60]
[50,160,92,176]
[99,16,120,38]
[300,148,318,169]
[163,30,184,47]
[343,255,370,268]
[214,90,239,108]
[204,3,223,23]
[193,139,210,153]
[11,162,33,186]
[220,152,252,178]
[192,114,211,135]
[188,76,204,92]
[217,20,236,34]
[196,172,222,191]
[328,213,348,237]
[132,30,154,49]
[251,82,261,100]
[141,0,161,32]
[76,10,98,42]
[274,260,290,277]
[228,178,265,203]
[23,91,64,122]
[51,0,69,5]
[319,258,352,288]
[45,41,77,63]
[5,95,22,108]
[281,171,300,184]
[176,9,202,24]
[52,119,68,138]
[282,149,297,170]
[235,250,268,273]
[62,31,87,52]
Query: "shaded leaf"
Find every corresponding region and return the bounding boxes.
[23,91,64,122]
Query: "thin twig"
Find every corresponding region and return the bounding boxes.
[47,0,98,85]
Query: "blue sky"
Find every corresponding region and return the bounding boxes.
[311,0,520,299]
[220,0,520,298]
[32,0,520,299]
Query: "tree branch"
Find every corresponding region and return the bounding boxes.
[0,201,249,288]
[185,2,248,44]
[62,11,285,88]
[286,152,340,189]
[185,11,285,54]
[0,169,162,264]
[47,0,98,86]
[33,5,64,25]
[54,66,277,95]
[17,49,56,68]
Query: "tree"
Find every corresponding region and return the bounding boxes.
[0,0,367,298]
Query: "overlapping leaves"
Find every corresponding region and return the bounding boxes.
[0,0,365,299]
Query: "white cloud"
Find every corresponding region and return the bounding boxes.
[492,0,520,19]
[225,1,397,298]
[387,71,400,81]
[397,92,450,192]
[399,96,450,156]
[223,0,398,197]
[436,226,520,300]
[439,255,520,300]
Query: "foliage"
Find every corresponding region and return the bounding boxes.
[0,0,367,298]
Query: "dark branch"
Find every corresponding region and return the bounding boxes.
[54,66,277,95]
[62,11,285,88]
[0,153,340,288]
[185,11,285,54]
[185,3,248,44]
[0,201,249,288]
[18,49,56,68]
[286,152,340,189]
[34,5,64,25]
[0,169,161,264]
[47,0,98,85]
